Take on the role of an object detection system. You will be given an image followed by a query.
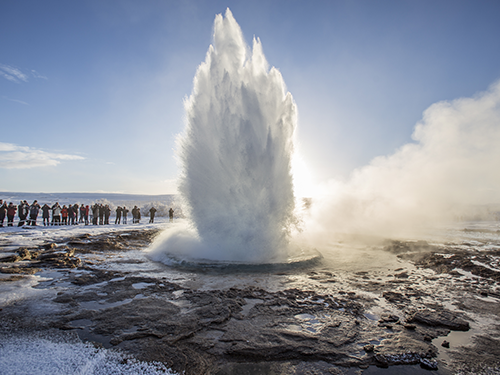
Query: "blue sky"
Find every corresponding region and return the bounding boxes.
[1,0,500,194]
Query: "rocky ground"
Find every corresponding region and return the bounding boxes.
[0,228,499,375]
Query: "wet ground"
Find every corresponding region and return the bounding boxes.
[0,224,499,374]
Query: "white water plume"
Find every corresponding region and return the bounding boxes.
[151,9,297,263]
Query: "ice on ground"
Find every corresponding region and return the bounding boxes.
[0,275,54,305]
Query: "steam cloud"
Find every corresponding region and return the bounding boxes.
[302,81,500,239]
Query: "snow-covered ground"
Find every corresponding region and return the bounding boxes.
[0,192,179,375]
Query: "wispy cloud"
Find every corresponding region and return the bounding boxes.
[0,142,85,169]
[31,69,48,80]
[2,96,29,105]
[0,64,28,83]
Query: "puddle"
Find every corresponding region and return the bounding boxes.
[132,282,154,289]
[433,329,476,366]
[69,318,113,348]
[364,313,379,321]
[286,313,325,334]
[80,298,134,310]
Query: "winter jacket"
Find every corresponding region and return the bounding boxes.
[42,205,50,218]
[7,204,17,216]
[52,205,62,216]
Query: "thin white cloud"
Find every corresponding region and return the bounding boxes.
[31,69,48,80]
[0,64,28,83]
[2,96,29,105]
[0,142,85,169]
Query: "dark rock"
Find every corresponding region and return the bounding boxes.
[441,340,450,348]
[0,266,41,275]
[383,240,432,254]
[407,310,470,331]
[383,291,410,304]
[363,344,374,352]
[394,272,409,279]
[379,313,399,323]
[375,354,389,367]
[0,255,21,263]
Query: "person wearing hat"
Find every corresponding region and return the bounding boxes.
[42,204,50,226]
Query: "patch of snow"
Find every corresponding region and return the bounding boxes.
[0,331,176,375]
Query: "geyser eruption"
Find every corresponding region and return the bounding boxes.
[151,9,298,263]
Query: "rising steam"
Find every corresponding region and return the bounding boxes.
[302,81,500,239]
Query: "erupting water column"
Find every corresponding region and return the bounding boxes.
[155,9,298,263]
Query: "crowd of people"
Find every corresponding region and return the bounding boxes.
[0,199,174,227]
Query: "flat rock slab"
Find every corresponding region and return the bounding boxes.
[408,310,470,331]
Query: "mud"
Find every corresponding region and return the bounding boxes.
[0,229,499,374]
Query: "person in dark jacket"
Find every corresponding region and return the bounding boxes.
[18,200,29,226]
[92,204,99,225]
[132,206,141,224]
[7,202,17,226]
[28,200,41,225]
[149,207,157,223]
[98,204,104,225]
[68,204,75,225]
[72,204,79,225]
[0,200,7,227]
[41,204,50,226]
[104,205,111,225]
[115,206,122,224]
[79,205,85,224]
[169,207,175,223]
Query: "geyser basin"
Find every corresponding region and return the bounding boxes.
[149,232,323,272]
[151,9,300,264]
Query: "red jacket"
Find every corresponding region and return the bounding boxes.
[7,205,17,216]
